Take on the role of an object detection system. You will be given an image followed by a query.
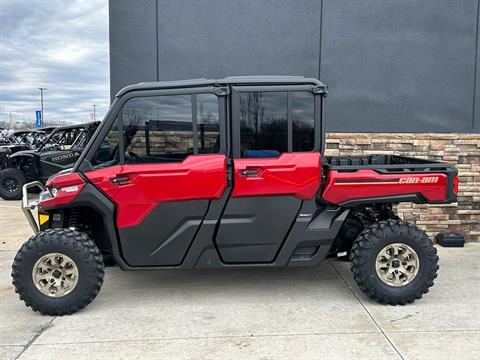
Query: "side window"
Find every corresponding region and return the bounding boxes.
[240,92,288,158]
[91,118,119,168]
[121,93,220,164]
[239,91,315,157]
[123,95,193,163]
[292,92,314,152]
[196,93,220,154]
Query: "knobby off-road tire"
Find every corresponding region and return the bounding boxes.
[0,168,25,200]
[12,228,105,315]
[350,219,439,305]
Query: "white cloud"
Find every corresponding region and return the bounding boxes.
[0,0,109,126]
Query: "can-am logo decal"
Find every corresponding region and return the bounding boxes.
[398,176,439,184]
[336,176,440,186]
[50,153,75,162]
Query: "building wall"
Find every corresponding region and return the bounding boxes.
[325,133,480,242]
[109,0,480,133]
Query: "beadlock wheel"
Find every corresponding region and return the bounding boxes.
[32,253,79,297]
[375,243,419,287]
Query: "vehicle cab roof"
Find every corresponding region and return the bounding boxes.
[49,122,100,133]
[115,76,326,98]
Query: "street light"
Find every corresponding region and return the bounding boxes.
[38,88,47,125]
[92,104,98,122]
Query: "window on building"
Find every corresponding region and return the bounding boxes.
[239,91,315,157]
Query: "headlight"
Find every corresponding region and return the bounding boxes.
[39,190,53,202]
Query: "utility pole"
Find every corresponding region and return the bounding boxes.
[38,88,47,125]
[92,104,98,122]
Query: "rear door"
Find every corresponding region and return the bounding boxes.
[214,86,323,263]
[84,89,228,266]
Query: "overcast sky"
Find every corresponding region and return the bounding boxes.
[0,0,109,126]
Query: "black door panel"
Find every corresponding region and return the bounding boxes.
[214,196,302,263]
[119,200,209,266]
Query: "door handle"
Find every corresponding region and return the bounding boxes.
[110,176,130,184]
[240,167,262,177]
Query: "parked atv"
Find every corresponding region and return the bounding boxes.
[0,122,99,200]
[0,129,49,170]
[13,77,457,315]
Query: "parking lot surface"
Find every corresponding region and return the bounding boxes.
[1,199,479,360]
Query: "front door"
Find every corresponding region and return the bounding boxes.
[214,87,322,263]
[84,91,227,266]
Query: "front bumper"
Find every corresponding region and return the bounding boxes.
[21,181,46,234]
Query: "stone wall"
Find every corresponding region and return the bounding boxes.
[324,133,480,242]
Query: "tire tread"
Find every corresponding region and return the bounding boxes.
[11,228,105,315]
[350,219,439,305]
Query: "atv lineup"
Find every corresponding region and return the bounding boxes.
[0,122,99,200]
[12,77,458,315]
[0,129,50,171]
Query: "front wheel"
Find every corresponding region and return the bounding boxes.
[11,229,105,315]
[0,168,25,200]
[350,220,439,305]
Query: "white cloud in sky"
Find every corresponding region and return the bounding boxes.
[0,0,109,126]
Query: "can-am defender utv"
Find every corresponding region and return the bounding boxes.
[13,77,458,315]
[0,122,99,200]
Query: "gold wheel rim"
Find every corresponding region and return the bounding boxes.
[375,243,419,287]
[32,253,79,297]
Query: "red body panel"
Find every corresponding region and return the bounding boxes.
[85,155,227,229]
[321,169,448,205]
[41,172,85,209]
[232,152,321,200]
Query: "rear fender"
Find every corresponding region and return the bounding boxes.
[321,169,456,206]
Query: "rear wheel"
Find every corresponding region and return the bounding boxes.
[11,228,105,315]
[0,168,25,200]
[350,219,438,305]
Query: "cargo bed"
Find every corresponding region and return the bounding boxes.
[325,155,456,173]
[322,155,458,206]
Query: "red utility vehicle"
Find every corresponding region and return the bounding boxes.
[13,77,458,315]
